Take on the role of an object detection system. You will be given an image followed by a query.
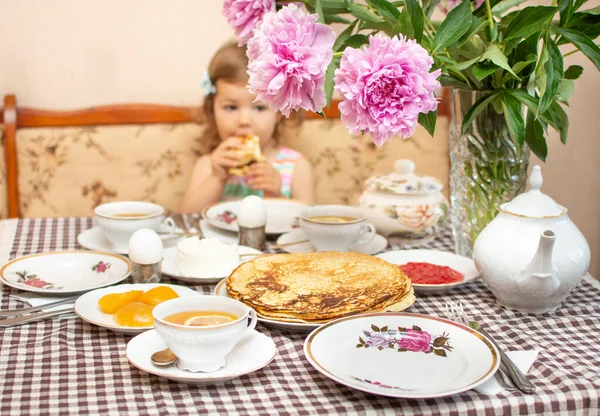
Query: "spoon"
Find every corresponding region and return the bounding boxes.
[150,348,177,367]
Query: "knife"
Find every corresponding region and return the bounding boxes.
[0,296,78,317]
[478,327,536,394]
[0,307,74,327]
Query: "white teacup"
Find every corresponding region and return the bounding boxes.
[153,296,257,373]
[299,205,376,252]
[94,201,175,252]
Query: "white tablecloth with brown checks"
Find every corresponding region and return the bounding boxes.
[0,217,599,415]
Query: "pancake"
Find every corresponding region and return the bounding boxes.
[226,252,415,323]
[228,135,264,176]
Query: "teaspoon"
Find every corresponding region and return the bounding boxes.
[151,348,177,367]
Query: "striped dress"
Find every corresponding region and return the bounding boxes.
[221,147,302,200]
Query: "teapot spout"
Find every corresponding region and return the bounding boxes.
[517,230,559,297]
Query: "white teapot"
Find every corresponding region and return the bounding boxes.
[358,159,449,240]
[473,165,590,314]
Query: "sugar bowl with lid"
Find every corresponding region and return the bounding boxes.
[358,159,449,241]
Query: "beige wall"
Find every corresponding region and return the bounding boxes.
[1,0,599,277]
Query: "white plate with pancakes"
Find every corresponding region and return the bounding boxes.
[375,250,480,294]
[304,313,499,398]
[214,278,319,331]
[74,283,200,334]
[162,245,263,284]
[276,229,388,255]
[127,328,277,384]
[202,198,307,235]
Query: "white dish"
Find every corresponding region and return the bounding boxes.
[74,283,200,334]
[78,226,182,255]
[202,199,307,235]
[127,328,276,384]
[304,313,499,398]
[276,229,388,255]
[162,245,263,284]
[376,249,480,293]
[214,279,318,332]
[0,251,130,295]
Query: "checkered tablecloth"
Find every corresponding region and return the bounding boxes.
[0,217,599,415]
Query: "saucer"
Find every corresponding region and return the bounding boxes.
[276,229,388,255]
[74,283,200,334]
[126,329,277,384]
[161,245,263,284]
[77,226,182,255]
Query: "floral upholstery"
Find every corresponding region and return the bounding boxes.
[1,118,449,218]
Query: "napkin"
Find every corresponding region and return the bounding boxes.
[9,292,76,314]
[475,350,539,396]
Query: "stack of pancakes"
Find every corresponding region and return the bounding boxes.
[226,252,415,323]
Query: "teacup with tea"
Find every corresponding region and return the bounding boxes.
[94,201,175,252]
[299,205,376,252]
[153,296,257,372]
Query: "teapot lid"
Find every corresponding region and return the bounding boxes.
[365,159,443,196]
[501,165,567,217]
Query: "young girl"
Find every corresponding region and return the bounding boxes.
[180,41,315,213]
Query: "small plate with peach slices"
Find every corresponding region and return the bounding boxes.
[74,283,200,334]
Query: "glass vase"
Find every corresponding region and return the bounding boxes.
[448,89,530,257]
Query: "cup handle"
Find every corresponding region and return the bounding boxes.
[356,223,377,246]
[246,308,258,333]
[162,217,176,237]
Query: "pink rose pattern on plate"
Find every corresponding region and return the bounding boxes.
[92,261,111,273]
[357,324,453,357]
[382,202,448,240]
[15,270,61,289]
[216,210,238,225]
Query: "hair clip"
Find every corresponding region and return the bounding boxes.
[200,70,217,96]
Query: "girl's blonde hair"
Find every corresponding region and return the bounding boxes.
[200,40,300,151]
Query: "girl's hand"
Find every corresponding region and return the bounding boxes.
[247,162,282,197]
[210,137,243,180]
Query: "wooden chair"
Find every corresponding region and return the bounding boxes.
[1,92,449,218]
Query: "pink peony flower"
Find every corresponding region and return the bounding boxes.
[334,35,441,146]
[397,329,432,352]
[246,4,336,116]
[441,0,485,13]
[222,0,275,46]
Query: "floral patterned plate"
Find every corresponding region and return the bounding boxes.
[202,198,307,235]
[0,251,130,295]
[375,250,480,294]
[74,283,200,334]
[304,313,499,399]
[214,278,318,332]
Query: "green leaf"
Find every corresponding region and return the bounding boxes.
[348,4,385,25]
[581,5,600,14]
[546,100,569,144]
[344,34,370,49]
[324,14,352,24]
[525,110,548,161]
[534,43,549,108]
[418,110,437,137]
[480,44,519,79]
[501,92,525,147]
[504,6,557,41]
[433,0,472,52]
[324,57,340,107]
[333,20,358,52]
[555,27,600,71]
[433,349,447,357]
[472,64,497,81]
[457,16,487,47]
[564,64,584,79]
[456,55,482,71]
[439,74,471,89]
[564,12,600,41]
[397,8,414,38]
[315,0,325,23]
[371,324,380,332]
[366,0,400,23]
[556,78,575,102]
[405,0,424,43]
[461,91,502,135]
[491,0,528,14]
[539,39,564,115]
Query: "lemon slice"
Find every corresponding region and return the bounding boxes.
[183,315,235,326]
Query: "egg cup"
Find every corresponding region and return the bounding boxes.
[130,261,162,284]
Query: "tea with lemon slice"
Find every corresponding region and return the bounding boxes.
[165,311,238,326]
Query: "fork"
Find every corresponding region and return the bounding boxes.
[445,302,536,394]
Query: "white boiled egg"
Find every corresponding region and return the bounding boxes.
[128,228,164,265]
[238,195,267,228]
